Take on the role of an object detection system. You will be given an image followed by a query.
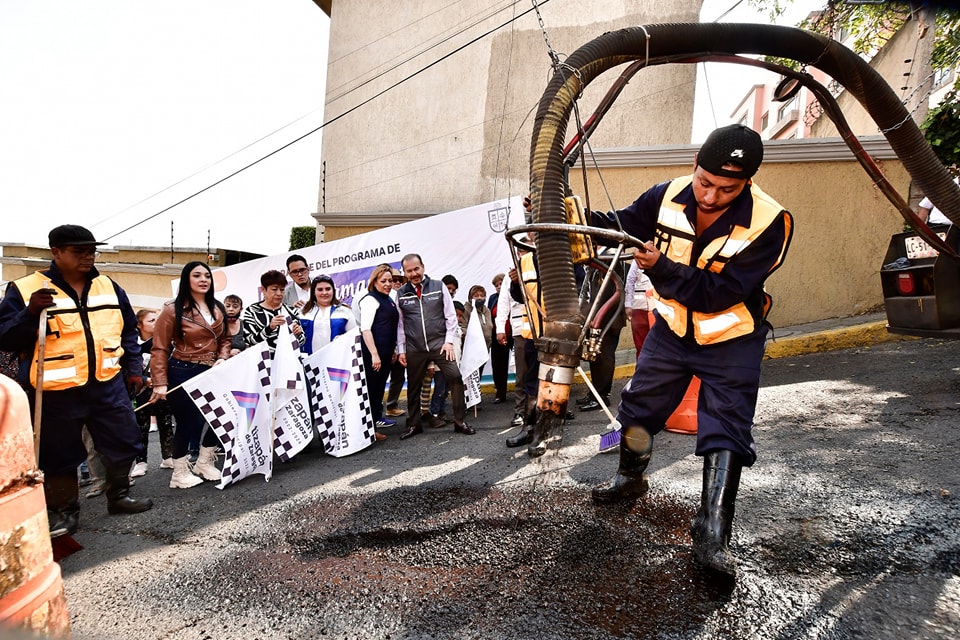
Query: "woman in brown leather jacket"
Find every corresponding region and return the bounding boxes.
[150,261,232,489]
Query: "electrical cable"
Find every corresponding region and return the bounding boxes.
[102,1,548,243]
[327,0,524,105]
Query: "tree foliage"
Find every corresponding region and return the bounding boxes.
[289,225,316,250]
[753,1,960,71]
[922,78,960,172]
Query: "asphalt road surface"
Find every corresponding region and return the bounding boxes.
[58,338,960,639]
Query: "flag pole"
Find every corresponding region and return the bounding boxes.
[33,307,48,464]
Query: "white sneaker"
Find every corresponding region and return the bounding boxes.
[130,461,148,477]
[159,457,174,469]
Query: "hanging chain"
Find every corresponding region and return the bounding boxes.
[531,0,563,73]
[878,67,940,134]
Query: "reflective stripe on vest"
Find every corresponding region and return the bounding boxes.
[15,272,125,390]
[651,175,791,345]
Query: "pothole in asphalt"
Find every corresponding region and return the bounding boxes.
[203,487,751,639]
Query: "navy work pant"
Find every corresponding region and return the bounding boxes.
[616,319,768,465]
[34,374,141,475]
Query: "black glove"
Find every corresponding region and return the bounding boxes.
[27,289,56,316]
[126,375,144,397]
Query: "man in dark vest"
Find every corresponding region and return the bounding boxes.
[0,225,153,538]
[589,125,793,576]
[395,253,475,440]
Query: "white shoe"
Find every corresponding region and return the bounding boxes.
[192,446,221,481]
[159,457,174,469]
[130,461,148,477]
[169,456,203,489]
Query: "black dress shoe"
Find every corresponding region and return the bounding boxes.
[576,394,592,407]
[580,397,608,412]
[400,424,423,440]
[493,397,504,404]
[506,428,532,447]
[565,410,575,420]
[454,422,476,435]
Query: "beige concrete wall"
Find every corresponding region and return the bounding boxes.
[322,225,381,243]
[319,0,703,230]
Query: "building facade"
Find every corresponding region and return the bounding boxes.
[315,0,704,241]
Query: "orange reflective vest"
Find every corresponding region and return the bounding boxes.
[15,271,125,390]
[519,252,541,340]
[650,176,792,345]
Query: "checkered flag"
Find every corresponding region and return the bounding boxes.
[270,323,314,462]
[181,342,275,487]
[301,327,374,457]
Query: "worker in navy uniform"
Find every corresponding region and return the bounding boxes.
[589,125,793,576]
[0,225,153,537]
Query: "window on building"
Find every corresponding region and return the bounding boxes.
[761,111,769,131]
[933,66,953,89]
[778,97,798,122]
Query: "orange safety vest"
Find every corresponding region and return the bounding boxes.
[519,252,542,340]
[650,176,793,345]
[15,271,125,390]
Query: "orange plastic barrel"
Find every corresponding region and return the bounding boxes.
[0,375,70,637]
[647,291,699,435]
[665,376,700,434]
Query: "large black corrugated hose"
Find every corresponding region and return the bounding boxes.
[529,23,960,365]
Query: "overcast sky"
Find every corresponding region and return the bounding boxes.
[0,0,329,255]
[0,0,823,258]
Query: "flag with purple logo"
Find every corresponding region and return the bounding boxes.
[302,328,375,457]
[181,342,274,488]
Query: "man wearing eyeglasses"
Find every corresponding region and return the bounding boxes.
[282,254,312,310]
[0,224,153,539]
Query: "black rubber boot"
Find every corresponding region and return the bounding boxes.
[45,474,80,538]
[507,408,537,448]
[591,427,653,503]
[690,450,743,576]
[104,462,154,515]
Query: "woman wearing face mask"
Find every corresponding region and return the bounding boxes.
[298,274,357,355]
[465,285,493,349]
[151,262,232,489]
[241,270,305,352]
[355,264,401,435]
[223,294,245,355]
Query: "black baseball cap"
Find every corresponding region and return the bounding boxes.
[48,225,106,248]
[697,124,764,179]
